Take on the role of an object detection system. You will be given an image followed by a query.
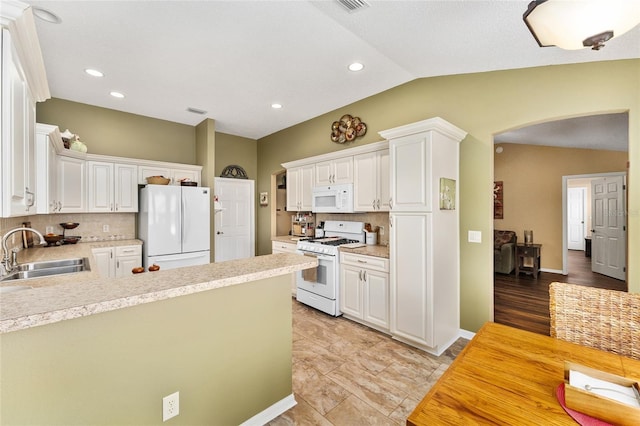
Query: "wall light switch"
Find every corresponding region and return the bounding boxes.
[468,230,482,243]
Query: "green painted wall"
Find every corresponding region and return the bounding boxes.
[35,60,640,334]
[215,132,258,182]
[36,98,196,164]
[257,59,640,333]
[0,276,292,425]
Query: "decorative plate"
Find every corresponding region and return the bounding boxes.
[330,114,367,144]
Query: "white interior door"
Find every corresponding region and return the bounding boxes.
[567,187,586,250]
[214,178,255,262]
[591,176,626,280]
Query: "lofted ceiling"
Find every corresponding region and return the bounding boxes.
[24,1,640,145]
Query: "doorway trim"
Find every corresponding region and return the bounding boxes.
[561,171,627,275]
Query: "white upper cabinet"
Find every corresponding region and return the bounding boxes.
[353,149,389,212]
[35,124,62,213]
[57,156,86,213]
[315,157,353,186]
[1,5,51,218]
[286,164,314,211]
[1,29,34,217]
[138,164,201,186]
[388,133,431,212]
[87,161,138,212]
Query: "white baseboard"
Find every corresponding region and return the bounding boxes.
[459,328,476,340]
[240,394,296,426]
[540,267,563,274]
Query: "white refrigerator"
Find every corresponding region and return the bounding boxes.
[138,185,211,270]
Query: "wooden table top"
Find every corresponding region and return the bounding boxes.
[408,322,640,425]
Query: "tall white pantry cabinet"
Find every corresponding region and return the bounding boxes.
[380,117,467,356]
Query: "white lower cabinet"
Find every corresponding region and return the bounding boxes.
[92,245,142,278]
[271,240,299,295]
[340,252,389,332]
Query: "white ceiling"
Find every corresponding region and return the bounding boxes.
[25,1,640,146]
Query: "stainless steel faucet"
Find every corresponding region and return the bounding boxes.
[1,227,45,274]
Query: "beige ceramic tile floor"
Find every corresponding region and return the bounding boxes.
[268,300,469,425]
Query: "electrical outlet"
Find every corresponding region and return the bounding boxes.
[162,391,179,422]
[102,224,109,232]
[45,226,54,234]
[379,226,384,236]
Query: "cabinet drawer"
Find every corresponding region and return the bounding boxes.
[115,245,142,257]
[341,252,389,272]
[271,241,297,253]
[518,246,538,257]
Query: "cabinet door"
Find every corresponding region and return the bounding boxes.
[286,165,314,211]
[92,247,114,278]
[353,152,377,211]
[377,149,390,211]
[57,156,86,212]
[315,158,353,185]
[47,138,59,212]
[314,161,333,186]
[389,134,431,211]
[1,29,29,217]
[332,157,353,184]
[286,168,300,211]
[340,265,364,319]
[364,269,389,329]
[116,255,140,277]
[87,161,113,212]
[299,164,315,211]
[138,165,171,185]
[35,127,59,214]
[170,168,199,186]
[390,212,432,346]
[114,164,138,212]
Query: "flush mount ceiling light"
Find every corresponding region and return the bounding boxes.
[85,69,104,77]
[109,91,125,98]
[348,62,364,72]
[271,103,283,109]
[523,0,640,50]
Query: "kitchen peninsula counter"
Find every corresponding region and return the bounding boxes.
[0,243,316,334]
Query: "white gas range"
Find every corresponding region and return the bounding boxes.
[295,221,365,316]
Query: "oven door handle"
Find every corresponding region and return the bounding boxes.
[296,250,334,262]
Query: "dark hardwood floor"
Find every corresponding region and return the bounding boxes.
[494,250,627,336]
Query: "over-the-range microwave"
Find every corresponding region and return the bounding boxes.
[312,183,354,213]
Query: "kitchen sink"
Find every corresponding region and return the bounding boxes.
[0,258,90,282]
[13,258,88,272]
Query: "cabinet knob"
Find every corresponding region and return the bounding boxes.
[217,231,224,235]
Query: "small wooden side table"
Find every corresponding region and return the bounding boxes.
[515,243,541,278]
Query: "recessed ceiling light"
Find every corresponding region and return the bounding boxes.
[110,91,125,99]
[271,103,283,109]
[32,7,62,24]
[85,69,104,77]
[348,62,364,72]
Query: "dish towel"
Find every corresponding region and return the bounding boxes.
[302,253,317,283]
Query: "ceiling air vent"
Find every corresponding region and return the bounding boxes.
[187,107,207,115]
[337,0,369,13]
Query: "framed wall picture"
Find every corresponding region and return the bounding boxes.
[259,192,268,206]
[494,181,504,219]
[439,178,456,210]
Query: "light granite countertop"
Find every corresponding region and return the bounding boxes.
[0,242,316,334]
[271,235,390,259]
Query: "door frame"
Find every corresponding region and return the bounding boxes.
[567,186,586,251]
[561,171,627,275]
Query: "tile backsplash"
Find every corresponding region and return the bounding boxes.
[0,213,136,252]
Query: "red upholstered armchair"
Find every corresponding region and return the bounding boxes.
[494,230,517,274]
